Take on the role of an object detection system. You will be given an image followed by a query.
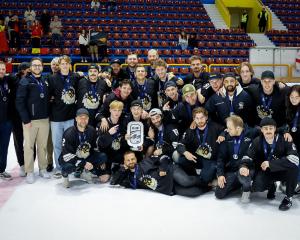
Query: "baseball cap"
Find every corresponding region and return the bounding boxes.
[110,59,122,65]
[18,62,30,72]
[260,117,277,127]
[223,72,237,80]
[164,81,177,90]
[76,108,89,117]
[149,108,162,117]
[208,72,222,81]
[131,100,143,108]
[88,63,100,72]
[182,84,196,97]
[261,70,275,80]
[102,66,113,74]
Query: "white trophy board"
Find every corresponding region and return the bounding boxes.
[127,121,144,149]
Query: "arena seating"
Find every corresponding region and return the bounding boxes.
[0,0,254,68]
[263,0,300,47]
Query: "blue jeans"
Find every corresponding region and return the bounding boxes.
[0,121,12,173]
[60,151,108,177]
[51,120,74,171]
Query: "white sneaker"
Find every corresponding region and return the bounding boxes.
[80,170,94,183]
[19,165,26,177]
[63,176,70,188]
[26,173,35,184]
[53,170,62,179]
[39,169,51,179]
[241,191,250,204]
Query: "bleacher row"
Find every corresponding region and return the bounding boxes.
[2,0,298,64]
[1,0,254,64]
[264,0,300,47]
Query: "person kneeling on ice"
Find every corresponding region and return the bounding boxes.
[59,108,108,188]
[110,151,209,197]
[215,115,259,201]
[240,117,299,211]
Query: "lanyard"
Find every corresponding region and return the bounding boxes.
[186,102,199,120]
[233,132,244,159]
[196,125,208,146]
[159,75,169,92]
[136,79,147,99]
[30,75,44,95]
[90,81,98,97]
[129,165,139,189]
[226,91,237,115]
[128,70,135,82]
[0,80,8,98]
[157,126,164,146]
[261,93,272,110]
[78,131,86,144]
[292,108,299,130]
[263,135,278,161]
[61,74,71,89]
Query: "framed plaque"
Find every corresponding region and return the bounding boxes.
[127,121,144,149]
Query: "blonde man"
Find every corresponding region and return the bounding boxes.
[48,55,83,178]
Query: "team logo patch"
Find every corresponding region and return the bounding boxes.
[112,138,121,150]
[257,105,273,119]
[61,87,76,104]
[82,92,100,109]
[141,94,152,111]
[141,175,158,190]
[195,143,212,159]
[76,142,91,159]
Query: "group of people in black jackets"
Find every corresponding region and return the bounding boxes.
[0,51,299,211]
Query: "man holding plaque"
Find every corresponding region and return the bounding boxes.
[122,100,149,161]
[16,57,51,184]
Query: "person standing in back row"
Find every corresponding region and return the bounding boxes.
[16,57,51,184]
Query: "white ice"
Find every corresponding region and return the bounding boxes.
[1,137,300,240]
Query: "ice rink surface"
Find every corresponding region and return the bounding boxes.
[1,138,300,240]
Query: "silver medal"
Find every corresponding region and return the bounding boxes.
[40,93,45,98]
[112,139,121,150]
[233,154,238,160]
[291,127,297,132]
[3,96,7,102]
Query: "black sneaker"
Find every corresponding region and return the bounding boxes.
[46,164,53,172]
[0,172,12,180]
[267,183,276,200]
[279,196,292,211]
